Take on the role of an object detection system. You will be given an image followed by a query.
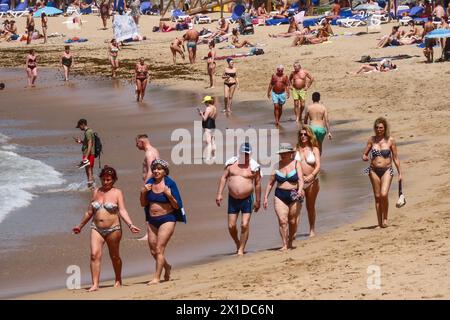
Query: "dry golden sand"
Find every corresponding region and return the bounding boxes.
[3,13,450,299]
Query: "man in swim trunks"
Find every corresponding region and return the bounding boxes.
[304,92,332,154]
[74,118,96,189]
[267,65,290,127]
[422,16,435,63]
[135,133,160,241]
[216,143,261,256]
[183,29,200,64]
[289,61,314,123]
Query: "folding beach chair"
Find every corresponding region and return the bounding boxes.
[66,5,80,16]
[171,8,189,22]
[7,0,28,18]
[226,3,245,23]
[0,0,10,18]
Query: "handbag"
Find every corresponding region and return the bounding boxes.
[290,189,304,203]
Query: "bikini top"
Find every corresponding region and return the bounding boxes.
[91,201,119,214]
[295,150,316,166]
[207,51,212,58]
[275,164,299,184]
[136,66,148,77]
[110,47,119,53]
[147,189,169,204]
[371,148,391,158]
[28,56,36,64]
[225,72,236,77]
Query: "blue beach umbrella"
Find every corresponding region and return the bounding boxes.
[425,29,450,39]
[33,6,63,18]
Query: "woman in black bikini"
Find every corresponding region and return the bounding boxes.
[362,117,402,228]
[222,58,238,113]
[41,12,48,44]
[264,143,304,250]
[140,159,181,284]
[206,41,216,88]
[26,9,34,45]
[25,49,37,87]
[72,166,140,292]
[60,45,74,82]
[135,57,149,102]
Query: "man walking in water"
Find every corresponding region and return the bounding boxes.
[289,61,314,123]
[183,29,200,64]
[74,119,95,189]
[135,134,160,241]
[135,134,160,182]
[304,92,332,154]
[216,143,262,256]
[267,65,290,127]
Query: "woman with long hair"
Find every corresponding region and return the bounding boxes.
[41,12,48,44]
[108,38,120,78]
[222,58,238,113]
[295,126,321,237]
[72,166,140,292]
[362,117,402,228]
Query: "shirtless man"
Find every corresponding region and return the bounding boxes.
[304,92,332,154]
[135,134,160,241]
[183,29,200,64]
[268,65,290,127]
[26,9,35,45]
[328,0,341,20]
[216,143,261,256]
[422,16,436,63]
[269,17,301,38]
[289,61,314,123]
[170,37,185,64]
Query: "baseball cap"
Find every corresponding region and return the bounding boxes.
[202,95,213,103]
[239,142,252,154]
[277,142,295,154]
[76,118,87,128]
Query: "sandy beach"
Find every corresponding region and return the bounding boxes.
[1,10,450,300]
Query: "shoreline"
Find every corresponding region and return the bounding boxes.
[2,13,450,299]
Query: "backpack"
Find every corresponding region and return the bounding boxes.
[93,132,103,168]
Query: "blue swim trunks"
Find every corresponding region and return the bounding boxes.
[187,41,197,49]
[271,91,286,106]
[228,194,253,214]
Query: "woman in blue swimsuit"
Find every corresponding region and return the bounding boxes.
[362,117,402,228]
[72,166,140,292]
[140,159,180,284]
[264,143,304,250]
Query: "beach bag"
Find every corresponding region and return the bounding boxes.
[361,55,371,63]
[290,189,304,203]
[253,48,264,55]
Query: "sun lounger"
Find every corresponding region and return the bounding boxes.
[0,2,9,18]
[265,17,289,26]
[7,0,28,18]
[66,5,80,16]
[226,3,245,23]
[171,8,189,22]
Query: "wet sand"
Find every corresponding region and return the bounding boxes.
[0,68,368,298]
[1,13,450,299]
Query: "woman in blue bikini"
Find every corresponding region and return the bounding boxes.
[264,143,304,250]
[72,166,140,292]
[140,159,182,284]
[362,117,402,228]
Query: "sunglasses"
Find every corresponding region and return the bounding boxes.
[300,132,308,137]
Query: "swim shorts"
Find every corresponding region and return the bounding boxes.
[310,124,327,144]
[291,88,306,101]
[271,91,286,106]
[187,41,197,49]
[228,194,253,214]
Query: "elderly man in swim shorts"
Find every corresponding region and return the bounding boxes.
[289,61,314,123]
[183,29,200,64]
[304,92,332,154]
[267,65,290,127]
[216,143,262,255]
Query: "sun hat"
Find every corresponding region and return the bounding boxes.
[202,95,213,103]
[277,142,295,154]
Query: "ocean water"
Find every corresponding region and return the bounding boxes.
[0,133,66,224]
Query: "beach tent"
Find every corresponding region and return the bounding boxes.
[113,12,139,41]
[33,6,63,17]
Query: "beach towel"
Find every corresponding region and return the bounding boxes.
[225,156,263,177]
[145,175,187,223]
[113,14,139,42]
[265,18,289,26]
[64,37,88,43]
